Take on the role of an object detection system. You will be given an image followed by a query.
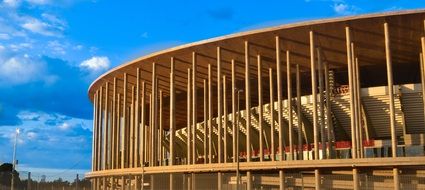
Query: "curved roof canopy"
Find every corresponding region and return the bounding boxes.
[89,10,425,102]
[88,9,425,131]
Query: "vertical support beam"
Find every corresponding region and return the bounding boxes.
[245,41,252,162]
[310,31,319,160]
[218,172,222,190]
[276,36,284,161]
[117,93,121,169]
[95,92,99,171]
[140,82,145,188]
[317,48,326,160]
[103,82,109,169]
[135,69,140,167]
[208,64,213,163]
[159,90,163,166]
[384,22,399,190]
[279,170,285,190]
[187,174,191,190]
[384,22,397,156]
[247,171,252,190]
[203,79,208,164]
[148,93,152,166]
[169,173,174,190]
[258,55,264,162]
[192,173,196,190]
[135,176,139,190]
[122,73,127,168]
[111,177,116,190]
[269,68,275,161]
[346,26,359,190]
[151,62,158,167]
[217,47,223,163]
[324,63,334,158]
[140,81,145,167]
[192,52,197,164]
[351,43,360,159]
[355,58,363,158]
[345,26,357,159]
[310,30,321,190]
[130,85,135,168]
[420,33,425,133]
[287,51,294,160]
[353,168,359,190]
[92,91,98,171]
[97,178,101,190]
[296,64,303,160]
[132,86,137,167]
[315,169,320,190]
[232,60,237,163]
[150,175,155,190]
[98,87,103,171]
[187,68,192,165]
[92,178,96,190]
[170,57,175,166]
[112,78,117,169]
[223,75,228,163]
[109,86,113,171]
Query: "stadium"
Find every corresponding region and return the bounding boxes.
[86,10,425,189]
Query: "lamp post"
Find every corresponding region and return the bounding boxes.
[11,128,19,190]
[236,89,243,190]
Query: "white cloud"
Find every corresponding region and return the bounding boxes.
[73,45,83,50]
[20,14,66,37]
[9,42,32,51]
[21,18,58,36]
[385,6,403,11]
[47,40,66,55]
[3,0,21,7]
[17,111,41,121]
[0,19,27,38]
[27,131,37,140]
[332,1,358,15]
[0,56,44,85]
[79,56,110,73]
[3,0,54,7]
[0,33,11,40]
[334,3,348,14]
[41,13,66,30]
[58,122,71,130]
[6,129,24,144]
[0,55,57,85]
[304,0,359,16]
[26,0,49,5]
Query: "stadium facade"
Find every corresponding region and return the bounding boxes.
[86,10,425,189]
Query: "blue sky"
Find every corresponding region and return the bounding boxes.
[0,0,423,181]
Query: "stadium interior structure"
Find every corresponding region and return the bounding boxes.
[86,10,425,189]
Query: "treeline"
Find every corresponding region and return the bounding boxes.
[0,163,91,190]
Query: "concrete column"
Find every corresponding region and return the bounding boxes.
[245,41,252,162]
[287,51,294,160]
[217,47,223,163]
[258,55,264,162]
[269,68,275,161]
[187,68,192,165]
[170,57,175,166]
[192,52,197,164]
[276,36,284,161]
[384,22,399,190]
